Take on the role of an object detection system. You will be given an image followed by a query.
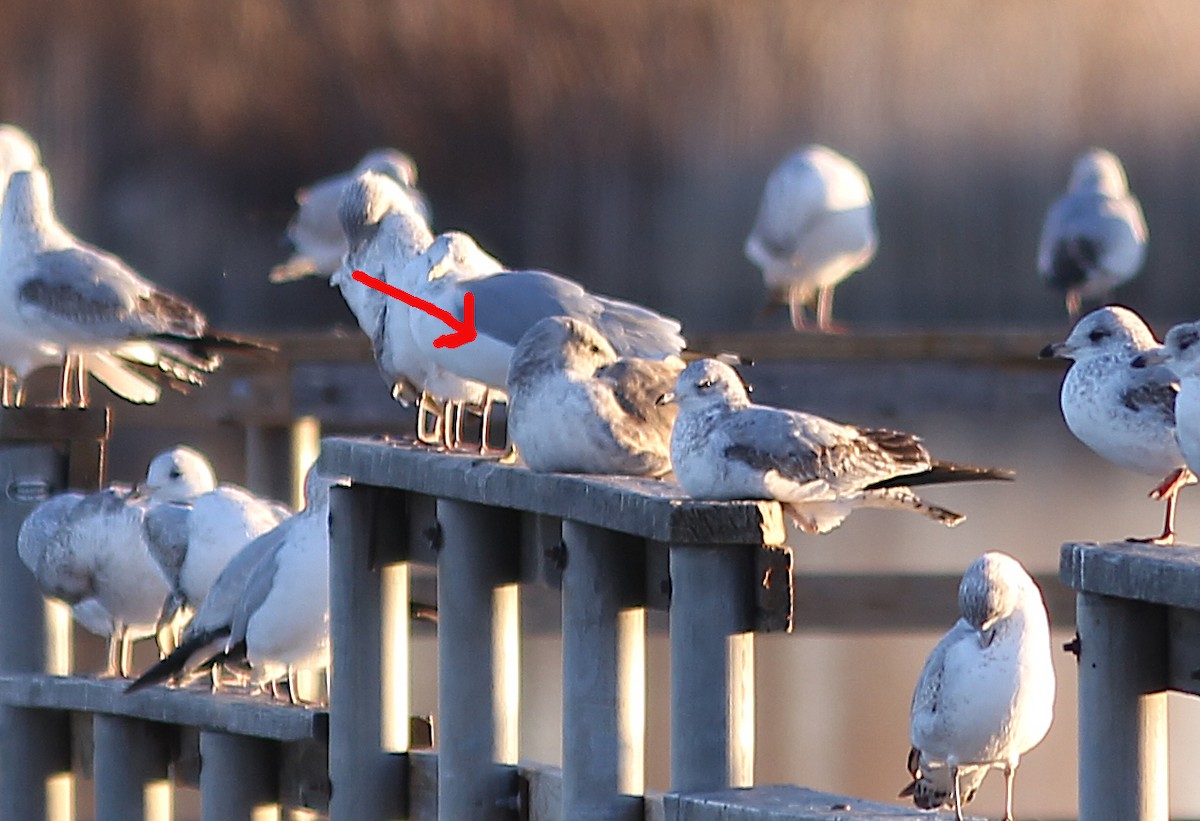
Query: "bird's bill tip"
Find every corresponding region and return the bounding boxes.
[1131,348,1168,369]
[1038,342,1066,359]
[655,391,676,406]
[897,780,917,798]
[268,264,317,284]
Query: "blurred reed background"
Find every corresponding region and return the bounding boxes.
[0,0,1198,335]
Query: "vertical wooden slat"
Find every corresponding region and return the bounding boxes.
[200,732,280,821]
[435,499,520,821]
[561,521,644,821]
[93,715,173,821]
[668,544,755,793]
[1076,592,1168,821]
[328,485,408,821]
[0,442,73,821]
[289,416,321,511]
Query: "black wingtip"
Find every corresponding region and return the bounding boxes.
[866,463,1015,491]
[124,630,228,694]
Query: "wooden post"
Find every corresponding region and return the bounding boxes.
[669,545,755,793]
[0,440,76,821]
[1076,592,1168,821]
[435,499,520,821]
[200,732,280,821]
[93,715,173,821]
[289,416,321,511]
[560,521,644,821]
[328,485,408,821]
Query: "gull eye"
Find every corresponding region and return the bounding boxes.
[697,378,713,390]
[1180,334,1197,351]
[1088,329,1109,343]
[589,344,603,355]
[169,469,182,480]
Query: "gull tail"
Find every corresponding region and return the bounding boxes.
[899,747,986,810]
[866,462,1015,491]
[124,628,229,693]
[151,331,279,361]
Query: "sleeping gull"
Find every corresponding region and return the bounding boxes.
[1038,149,1147,318]
[659,359,1012,534]
[0,168,271,407]
[1040,306,1191,543]
[128,468,336,703]
[506,316,681,475]
[902,551,1055,821]
[407,230,685,393]
[270,148,430,283]
[334,172,489,446]
[744,144,877,332]
[1131,321,1200,515]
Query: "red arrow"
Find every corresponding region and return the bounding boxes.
[351,270,477,349]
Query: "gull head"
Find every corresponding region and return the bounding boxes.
[143,446,217,503]
[958,552,1030,638]
[338,170,430,257]
[1039,305,1158,361]
[662,359,752,410]
[509,316,617,384]
[0,124,41,183]
[1068,148,1130,198]
[1133,321,1200,377]
[423,231,503,282]
[1,168,64,249]
[353,148,420,188]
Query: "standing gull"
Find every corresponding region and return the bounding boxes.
[0,168,270,407]
[1132,321,1200,507]
[270,148,430,283]
[0,125,47,405]
[1038,148,1147,318]
[506,316,681,476]
[660,359,1012,534]
[745,144,877,332]
[902,552,1055,821]
[1040,306,1191,543]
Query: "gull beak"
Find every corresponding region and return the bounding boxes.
[268,262,319,284]
[1038,341,1069,359]
[655,391,676,406]
[1132,347,1169,369]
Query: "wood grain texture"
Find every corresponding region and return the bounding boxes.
[319,438,787,546]
[1060,541,1200,609]
[661,784,971,819]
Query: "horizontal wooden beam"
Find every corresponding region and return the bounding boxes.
[319,438,787,546]
[0,674,327,741]
[1060,541,1200,610]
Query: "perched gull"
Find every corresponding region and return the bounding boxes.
[0,125,47,405]
[744,144,877,332]
[128,468,336,704]
[270,148,430,283]
[660,359,1012,534]
[0,168,270,407]
[334,172,489,445]
[407,230,685,392]
[1040,306,1192,543]
[902,552,1055,821]
[141,448,290,636]
[1038,149,1147,318]
[506,316,681,476]
[1132,320,1200,504]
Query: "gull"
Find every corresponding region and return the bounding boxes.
[270,148,430,283]
[660,359,1012,534]
[0,124,46,405]
[0,168,271,407]
[17,446,217,676]
[1038,148,1147,318]
[128,468,335,704]
[1040,306,1191,543]
[407,230,685,394]
[1131,321,1200,507]
[506,316,681,476]
[334,171,488,446]
[902,552,1055,821]
[744,144,877,332]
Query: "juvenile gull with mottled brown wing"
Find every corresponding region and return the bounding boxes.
[661,359,1012,534]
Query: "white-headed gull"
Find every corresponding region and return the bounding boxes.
[902,552,1055,821]
[660,359,1011,534]
[1040,306,1191,543]
[744,144,877,332]
[270,148,430,283]
[1038,149,1147,317]
[506,316,680,476]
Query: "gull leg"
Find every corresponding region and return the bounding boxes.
[952,766,963,821]
[815,285,836,332]
[0,367,11,407]
[478,390,494,454]
[415,392,443,446]
[1129,467,1191,544]
[119,628,134,679]
[441,400,455,450]
[1002,762,1015,821]
[1066,289,1082,319]
[454,400,467,450]
[787,286,807,331]
[74,353,88,408]
[287,666,301,706]
[13,376,27,408]
[58,355,72,408]
[104,632,122,678]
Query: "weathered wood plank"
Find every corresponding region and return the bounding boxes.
[1060,541,1200,609]
[1167,607,1200,698]
[660,784,971,819]
[0,675,327,741]
[319,438,786,546]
